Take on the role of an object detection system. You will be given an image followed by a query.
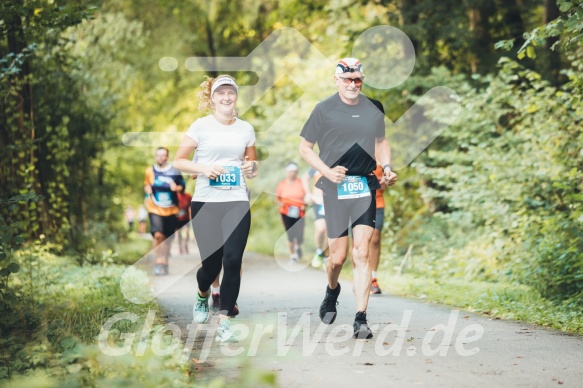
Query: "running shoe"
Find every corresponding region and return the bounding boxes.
[311,253,322,269]
[232,303,240,316]
[210,292,220,314]
[370,278,382,294]
[153,264,164,276]
[193,293,210,323]
[215,320,238,343]
[289,253,299,263]
[319,283,341,324]
[353,311,373,339]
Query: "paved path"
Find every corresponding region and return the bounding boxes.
[150,239,583,387]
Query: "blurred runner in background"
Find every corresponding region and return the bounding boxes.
[176,190,193,254]
[302,167,329,268]
[144,147,185,275]
[275,162,306,262]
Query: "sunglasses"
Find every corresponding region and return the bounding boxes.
[338,76,364,85]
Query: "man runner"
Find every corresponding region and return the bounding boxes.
[144,147,185,275]
[299,58,397,339]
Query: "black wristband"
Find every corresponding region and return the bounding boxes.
[251,161,258,173]
[383,163,393,172]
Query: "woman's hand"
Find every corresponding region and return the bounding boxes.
[241,156,258,178]
[202,165,225,180]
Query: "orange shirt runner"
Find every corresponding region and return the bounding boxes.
[275,178,306,218]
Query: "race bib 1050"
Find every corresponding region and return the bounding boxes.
[337,176,370,200]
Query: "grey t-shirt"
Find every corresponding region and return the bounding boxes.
[300,93,385,191]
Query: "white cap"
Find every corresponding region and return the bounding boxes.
[211,77,239,96]
[286,163,299,172]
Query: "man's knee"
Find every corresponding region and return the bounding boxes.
[352,242,370,264]
[328,250,347,267]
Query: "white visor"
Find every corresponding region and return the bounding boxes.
[211,77,239,96]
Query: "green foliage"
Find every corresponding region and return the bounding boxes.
[409,57,583,305]
[0,193,42,328]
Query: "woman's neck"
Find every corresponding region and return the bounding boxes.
[213,112,235,125]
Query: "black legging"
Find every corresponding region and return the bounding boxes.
[191,201,250,316]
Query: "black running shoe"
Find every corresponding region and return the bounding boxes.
[353,311,373,339]
[319,283,341,324]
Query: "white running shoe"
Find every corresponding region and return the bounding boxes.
[215,320,238,343]
[193,293,210,323]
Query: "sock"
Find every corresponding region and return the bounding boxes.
[316,248,323,256]
[372,271,377,279]
[327,284,340,295]
[211,285,220,293]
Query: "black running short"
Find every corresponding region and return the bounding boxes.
[176,218,189,230]
[281,214,305,244]
[149,213,178,238]
[322,189,376,239]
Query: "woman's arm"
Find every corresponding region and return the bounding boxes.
[241,145,258,178]
[173,136,224,179]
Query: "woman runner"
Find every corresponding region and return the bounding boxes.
[174,75,258,343]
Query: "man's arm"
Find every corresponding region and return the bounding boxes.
[299,138,347,184]
[375,136,397,186]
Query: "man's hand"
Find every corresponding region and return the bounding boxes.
[324,166,348,184]
[382,167,398,186]
[169,181,177,191]
[144,185,152,195]
[203,165,225,180]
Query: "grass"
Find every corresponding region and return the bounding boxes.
[0,240,191,386]
[114,234,152,266]
[1,236,278,387]
[375,272,583,333]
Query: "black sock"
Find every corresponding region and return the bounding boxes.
[327,284,340,295]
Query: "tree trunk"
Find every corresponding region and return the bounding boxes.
[544,0,561,85]
[396,0,419,55]
[3,1,45,239]
[468,0,497,74]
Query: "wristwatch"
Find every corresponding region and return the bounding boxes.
[382,163,393,172]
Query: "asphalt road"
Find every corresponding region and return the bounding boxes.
[149,239,583,387]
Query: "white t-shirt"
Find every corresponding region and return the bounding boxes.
[186,115,256,202]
